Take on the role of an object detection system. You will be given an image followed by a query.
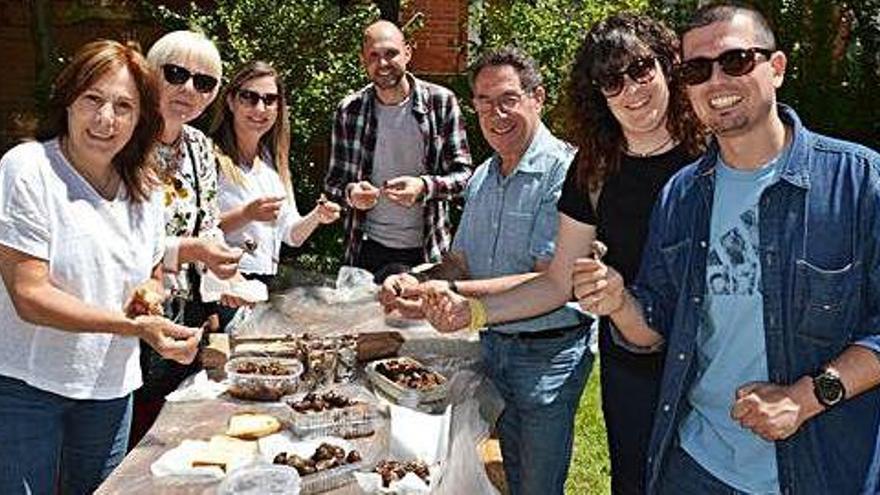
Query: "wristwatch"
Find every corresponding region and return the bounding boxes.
[812,368,846,408]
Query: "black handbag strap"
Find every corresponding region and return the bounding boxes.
[184,138,204,236]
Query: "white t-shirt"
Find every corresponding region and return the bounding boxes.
[218,156,303,275]
[0,140,165,400]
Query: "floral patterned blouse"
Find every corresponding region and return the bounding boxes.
[155,124,223,299]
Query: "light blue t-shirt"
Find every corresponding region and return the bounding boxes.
[679,145,791,494]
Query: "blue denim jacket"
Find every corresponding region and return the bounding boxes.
[631,105,880,494]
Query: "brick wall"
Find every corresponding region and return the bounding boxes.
[402,0,469,75]
[0,0,469,151]
[0,0,202,151]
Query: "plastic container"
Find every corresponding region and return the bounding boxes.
[260,435,362,495]
[300,461,363,494]
[226,357,304,401]
[217,463,301,495]
[365,357,448,405]
[281,384,380,439]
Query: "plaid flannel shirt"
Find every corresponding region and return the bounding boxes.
[324,74,473,265]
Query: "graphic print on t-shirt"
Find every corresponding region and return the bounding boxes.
[707,208,760,296]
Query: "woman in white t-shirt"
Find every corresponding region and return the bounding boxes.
[210,61,341,292]
[0,41,202,494]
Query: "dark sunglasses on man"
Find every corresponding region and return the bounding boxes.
[678,47,774,86]
[236,89,280,108]
[595,56,658,97]
[161,63,219,93]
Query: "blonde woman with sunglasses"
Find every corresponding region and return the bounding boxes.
[131,31,246,446]
[211,61,340,302]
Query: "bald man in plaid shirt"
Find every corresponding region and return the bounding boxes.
[324,21,472,282]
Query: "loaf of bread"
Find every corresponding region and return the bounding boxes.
[126,286,164,317]
[225,412,282,440]
[190,435,258,471]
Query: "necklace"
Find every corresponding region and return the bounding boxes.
[625,134,676,157]
[61,138,120,200]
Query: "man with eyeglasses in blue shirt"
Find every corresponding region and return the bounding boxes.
[573,3,880,494]
[379,47,593,495]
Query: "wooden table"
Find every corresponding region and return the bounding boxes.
[96,281,492,494]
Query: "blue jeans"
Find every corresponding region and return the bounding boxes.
[481,326,593,495]
[0,375,132,495]
[659,445,749,495]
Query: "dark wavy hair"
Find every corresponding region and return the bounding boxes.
[209,60,292,196]
[38,40,162,202]
[565,13,705,192]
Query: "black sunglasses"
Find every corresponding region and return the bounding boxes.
[594,56,658,97]
[237,89,280,108]
[161,64,219,93]
[678,47,774,86]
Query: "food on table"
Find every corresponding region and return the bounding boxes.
[373,459,431,487]
[225,412,282,440]
[126,286,164,317]
[234,360,292,375]
[272,442,361,476]
[374,358,446,390]
[190,435,258,472]
[288,391,360,413]
[226,357,303,401]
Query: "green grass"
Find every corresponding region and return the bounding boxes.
[565,361,611,494]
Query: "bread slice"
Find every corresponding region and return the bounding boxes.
[191,435,257,471]
[226,413,282,440]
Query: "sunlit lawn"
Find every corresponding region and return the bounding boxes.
[565,359,611,494]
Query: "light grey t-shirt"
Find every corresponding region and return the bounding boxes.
[365,96,426,249]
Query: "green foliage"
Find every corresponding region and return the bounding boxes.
[144,0,380,272]
[567,359,611,494]
[649,0,880,149]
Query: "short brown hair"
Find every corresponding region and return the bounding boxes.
[39,40,162,202]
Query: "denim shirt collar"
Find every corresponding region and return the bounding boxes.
[694,103,812,190]
[488,122,554,178]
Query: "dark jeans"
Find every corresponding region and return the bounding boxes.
[353,238,425,284]
[598,319,664,495]
[659,445,749,495]
[481,326,593,495]
[0,375,132,495]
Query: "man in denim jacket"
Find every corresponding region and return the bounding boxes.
[573,4,880,494]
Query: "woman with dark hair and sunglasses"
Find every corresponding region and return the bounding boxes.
[419,12,704,494]
[129,31,246,446]
[0,40,202,494]
[210,61,340,313]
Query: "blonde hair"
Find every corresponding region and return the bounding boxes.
[146,30,222,78]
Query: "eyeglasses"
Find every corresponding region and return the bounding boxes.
[678,47,774,86]
[236,89,280,108]
[161,64,219,93]
[472,91,529,114]
[594,56,658,97]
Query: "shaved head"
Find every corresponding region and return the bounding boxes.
[360,20,411,96]
[363,20,405,50]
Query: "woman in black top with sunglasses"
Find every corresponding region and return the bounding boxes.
[417,12,705,494]
[558,14,705,494]
[130,31,245,446]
